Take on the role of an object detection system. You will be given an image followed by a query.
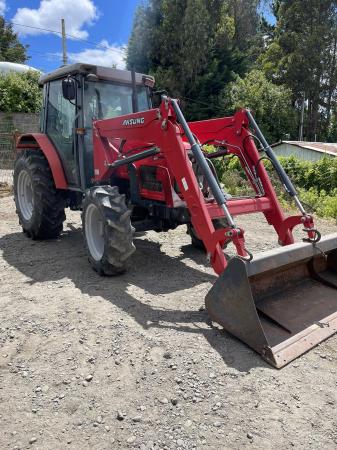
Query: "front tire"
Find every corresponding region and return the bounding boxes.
[82,186,135,275]
[13,149,66,239]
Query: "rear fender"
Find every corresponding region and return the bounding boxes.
[16,133,68,189]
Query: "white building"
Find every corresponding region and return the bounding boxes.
[271,141,337,162]
[0,61,41,75]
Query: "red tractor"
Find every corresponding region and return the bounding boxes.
[14,63,337,367]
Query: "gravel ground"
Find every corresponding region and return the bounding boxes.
[0,194,337,450]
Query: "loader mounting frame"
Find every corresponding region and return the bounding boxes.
[92,97,317,276]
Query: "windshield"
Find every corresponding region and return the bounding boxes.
[84,81,150,127]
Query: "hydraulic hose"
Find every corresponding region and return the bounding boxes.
[169,98,236,227]
[246,109,306,215]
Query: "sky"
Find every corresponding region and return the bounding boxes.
[2,1,275,74]
[2,0,143,72]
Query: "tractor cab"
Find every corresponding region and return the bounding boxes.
[39,63,154,190]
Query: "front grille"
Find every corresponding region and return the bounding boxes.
[140,166,163,192]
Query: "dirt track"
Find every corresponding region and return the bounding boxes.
[1,194,337,450]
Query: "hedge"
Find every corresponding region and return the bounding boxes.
[205,150,337,221]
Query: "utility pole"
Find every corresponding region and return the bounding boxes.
[61,18,68,66]
[299,93,305,141]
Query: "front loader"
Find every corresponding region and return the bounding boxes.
[14,63,337,368]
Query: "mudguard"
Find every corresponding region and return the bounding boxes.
[16,133,68,189]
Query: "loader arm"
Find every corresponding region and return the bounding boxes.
[92,97,317,274]
[187,111,318,245]
[173,99,322,249]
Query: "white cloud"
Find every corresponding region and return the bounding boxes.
[12,0,97,39]
[68,40,126,69]
[0,1,6,15]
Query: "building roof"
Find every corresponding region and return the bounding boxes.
[39,63,155,87]
[0,62,41,75]
[272,140,337,157]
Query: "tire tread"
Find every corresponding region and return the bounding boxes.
[82,185,135,275]
[14,149,66,239]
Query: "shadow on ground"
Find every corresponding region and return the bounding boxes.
[0,226,269,372]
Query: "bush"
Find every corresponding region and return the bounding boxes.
[279,156,337,195]
[208,152,337,220]
[0,70,42,113]
[222,70,297,143]
[318,191,337,219]
[204,146,254,196]
[298,188,337,220]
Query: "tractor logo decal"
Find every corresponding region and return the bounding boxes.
[122,117,145,126]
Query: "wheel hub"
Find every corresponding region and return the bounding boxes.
[85,203,105,261]
[17,170,34,221]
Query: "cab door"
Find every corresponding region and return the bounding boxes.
[46,79,79,186]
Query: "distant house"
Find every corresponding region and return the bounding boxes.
[271,141,337,162]
[0,62,41,75]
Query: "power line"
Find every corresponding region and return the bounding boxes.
[8,21,127,57]
[180,96,227,115]
[27,49,62,59]
[0,46,58,61]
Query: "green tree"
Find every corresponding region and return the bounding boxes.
[0,71,42,112]
[0,17,28,63]
[260,0,337,140]
[223,69,296,141]
[126,0,261,120]
[126,5,153,74]
[228,0,261,52]
[327,109,337,141]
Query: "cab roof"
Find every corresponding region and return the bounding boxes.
[39,63,155,87]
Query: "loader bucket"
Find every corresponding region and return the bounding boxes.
[205,233,337,368]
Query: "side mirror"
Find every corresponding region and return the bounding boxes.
[62,77,76,101]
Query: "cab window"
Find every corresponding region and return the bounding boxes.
[46,79,77,184]
[84,82,150,128]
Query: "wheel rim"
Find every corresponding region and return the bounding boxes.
[85,203,105,261]
[17,170,34,221]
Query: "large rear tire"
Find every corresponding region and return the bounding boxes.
[82,186,135,275]
[13,149,66,239]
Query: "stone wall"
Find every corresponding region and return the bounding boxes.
[0,112,40,184]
